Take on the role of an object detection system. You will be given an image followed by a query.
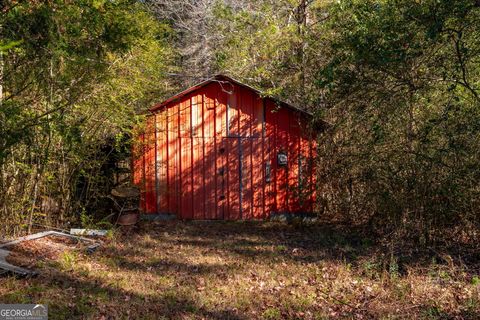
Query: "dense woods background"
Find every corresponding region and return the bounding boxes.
[1,0,479,244]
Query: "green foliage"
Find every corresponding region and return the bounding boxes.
[0,1,175,235]
[80,209,95,229]
[208,0,480,241]
[314,0,480,241]
[388,255,399,280]
[1,0,479,243]
[211,0,320,106]
[262,307,282,320]
[59,251,78,271]
[0,40,23,52]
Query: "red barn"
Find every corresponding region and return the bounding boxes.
[133,75,317,220]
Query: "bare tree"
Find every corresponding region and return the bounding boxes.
[145,0,219,86]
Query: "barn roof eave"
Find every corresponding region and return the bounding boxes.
[148,74,313,118]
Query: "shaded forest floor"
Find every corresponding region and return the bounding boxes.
[0,221,479,319]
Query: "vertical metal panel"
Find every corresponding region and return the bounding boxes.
[156,111,169,213]
[192,137,204,219]
[133,81,317,220]
[204,87,216,137]
[204,138,216,219]
[215,85,228,219]
[133,132,146,212]
[167,101,179,214]
[203,85,217,219]
[155,113,159,214]
[192,94,204,219]
[227,89,239,137]
[227,137,241,219]
[144,116,157,213]
[240,138,252,219]
[239,86,251,137]
[238,87,253,219]
[216,138,227,220]
[252,95,264,219]
[265,99,277,214]
[226,91,240,220]
[180,98,193,219]
[178,100,185,216]
[276,107,289,213]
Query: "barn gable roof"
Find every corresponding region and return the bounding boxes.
[149,74,313,118]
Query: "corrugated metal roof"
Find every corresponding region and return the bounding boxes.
[149,74,313,117]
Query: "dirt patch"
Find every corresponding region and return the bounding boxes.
[5,235,84,268]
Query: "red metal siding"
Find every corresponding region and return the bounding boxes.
[135,81,316,219]
[132,131,145,212]
[144,116,156,213]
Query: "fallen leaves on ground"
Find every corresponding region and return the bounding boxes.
[0,221,478,319]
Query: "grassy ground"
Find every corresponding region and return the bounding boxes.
[0,221,479,319]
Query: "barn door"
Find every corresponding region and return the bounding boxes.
[221,137,260,220]
[239,137,254,219]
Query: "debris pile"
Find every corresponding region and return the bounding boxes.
[0,231,101,277]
